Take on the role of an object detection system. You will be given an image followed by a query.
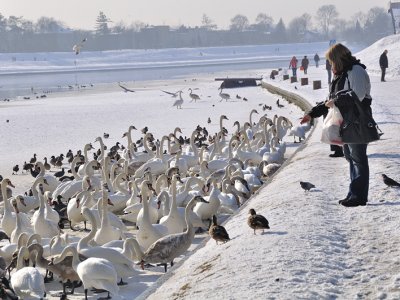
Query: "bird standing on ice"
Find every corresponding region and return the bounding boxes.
[172,91,184,109]
[188,88,200,102]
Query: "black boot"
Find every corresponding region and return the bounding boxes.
[329,151,344,157]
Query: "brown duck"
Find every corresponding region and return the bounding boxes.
[247,208,270,235]
[209,215,230,244]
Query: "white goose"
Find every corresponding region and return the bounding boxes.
[11,246,46,300]
[54,245,119,300]
[94,189,123,245]
[78,207,135,285]
[139,195,208,272]
[1,179,32,236]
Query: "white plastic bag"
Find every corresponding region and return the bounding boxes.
[321,105,344,145]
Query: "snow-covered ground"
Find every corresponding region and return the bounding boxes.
[1,36,400,299]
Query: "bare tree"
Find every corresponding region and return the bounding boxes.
[35,17,64,33]
[0,13,7,32]
[201,14,217,30]
[6,16,24,33]
[112,20,127,33]
[230,14,249,31]
[316,5,339,37]
[363,7,392,42]
[352,11,368,28]
[254,13,273,31]
[130,21,146,32]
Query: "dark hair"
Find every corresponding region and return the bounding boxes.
[325,43,357,74]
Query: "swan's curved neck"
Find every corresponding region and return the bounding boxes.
[78,209,97,250]
[143,133,155,158]
[1,181,11,212]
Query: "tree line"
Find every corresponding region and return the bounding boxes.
[0,4,393,53]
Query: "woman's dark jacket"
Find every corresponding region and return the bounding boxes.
[307,58,372,121]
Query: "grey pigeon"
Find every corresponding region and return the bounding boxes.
[382,174,400,187]
[300,181,315,191]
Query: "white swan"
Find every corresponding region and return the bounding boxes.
[193,180,221,222]
[172,90,184,108]
[218,179,241,214]
[140,195,208,272]
[67,189,93,230]
[15,176,48,213]
[94,189,123,245]
[218,87,230,102]
[32,190,60,239]
[103,237,143,262]
[188,88,200,102]
[10,199,34,244]
[136,181,169,251]
[175,176,204,207]
[1,179,32,236]
[0,232,29,264]
[54,245,119,300]
[78,207,135,284]
[159,175,186,234]
[11,246,46,299]
[107,172,131,213]
[289,122,311,143]
[35,161,59,193]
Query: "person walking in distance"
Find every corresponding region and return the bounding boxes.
[301,56,309,74]
[326,59,332,85]
[300,43,372,207]
[379,49,388,82]
[314,53,320,67]
[289,56,298,77]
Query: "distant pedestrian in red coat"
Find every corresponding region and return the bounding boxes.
[289,56,298,77]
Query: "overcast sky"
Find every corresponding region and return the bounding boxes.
[1,0,388,30]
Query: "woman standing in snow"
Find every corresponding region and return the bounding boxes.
[300,43,372,207]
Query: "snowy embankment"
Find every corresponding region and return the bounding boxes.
[141,37,400,299]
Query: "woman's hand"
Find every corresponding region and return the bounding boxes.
[325,99,335,108]
[300,114,311,124]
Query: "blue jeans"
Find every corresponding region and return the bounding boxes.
[343,143,369,201]
[292,68,297,77]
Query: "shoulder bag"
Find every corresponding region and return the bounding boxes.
[339,91,381,144]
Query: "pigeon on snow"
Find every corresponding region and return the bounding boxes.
[300,181,315,191]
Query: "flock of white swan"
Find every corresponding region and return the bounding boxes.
[0,106,311,299]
